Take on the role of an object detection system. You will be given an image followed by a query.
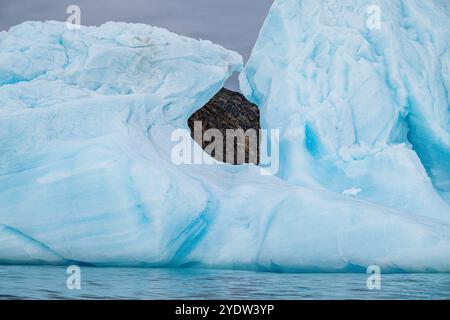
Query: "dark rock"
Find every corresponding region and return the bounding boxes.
[188,88,260,165]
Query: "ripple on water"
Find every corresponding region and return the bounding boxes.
[0,265,449,300]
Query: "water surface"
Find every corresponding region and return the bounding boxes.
[0,266,449,300]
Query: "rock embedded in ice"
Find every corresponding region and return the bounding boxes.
[188,88,260,165]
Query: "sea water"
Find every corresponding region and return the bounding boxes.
[0,266,449,300]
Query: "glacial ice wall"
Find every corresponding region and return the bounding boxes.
[0,21,450,272]
[240,0,450,222]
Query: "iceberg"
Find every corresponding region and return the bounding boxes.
[240,0,450,223]
[0,20,243,266]
[0,19,449,272]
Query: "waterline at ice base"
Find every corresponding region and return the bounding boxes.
[1,0,450,273]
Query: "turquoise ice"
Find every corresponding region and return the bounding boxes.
[0,14,450,272]
[240,0,450,221]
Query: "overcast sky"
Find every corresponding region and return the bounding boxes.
[0,0,273,90]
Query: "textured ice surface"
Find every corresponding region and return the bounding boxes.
[0,21,242,266]
[0,20,450,272]
[240,0,450,222]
